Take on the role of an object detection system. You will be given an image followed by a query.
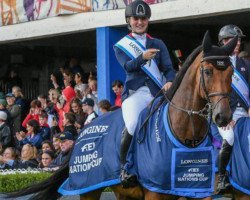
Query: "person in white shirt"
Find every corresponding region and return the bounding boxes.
[81,98,98,125]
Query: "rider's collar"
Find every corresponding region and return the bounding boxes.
[132,32,147,40]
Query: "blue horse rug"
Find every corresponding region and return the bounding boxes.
[58,109,124,195]
[125,101,215,198]
[229,117,250,195]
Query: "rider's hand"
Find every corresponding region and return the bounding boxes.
[143,49,160,60]
[248,108,250,116]
[163,82,172,91]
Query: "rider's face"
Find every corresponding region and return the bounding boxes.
[223,38,241,55]
[129,16,149,34]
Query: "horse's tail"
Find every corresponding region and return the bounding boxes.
[7,162,69,200]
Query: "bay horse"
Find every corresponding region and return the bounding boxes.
[8,31,239,200]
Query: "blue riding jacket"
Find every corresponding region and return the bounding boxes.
[114,34,175,101]
[230,57,250,112]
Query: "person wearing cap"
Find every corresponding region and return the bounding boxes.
[6,93,22,146]
[0,111,11,149]
[216,24,250,192]
[49,131,74,169]
[82,98,98,125]
[113,0,175,187]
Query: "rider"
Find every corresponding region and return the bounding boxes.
[114,0,176,188]
[216,24,250,193]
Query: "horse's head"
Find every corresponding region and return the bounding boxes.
[198,31,238,127]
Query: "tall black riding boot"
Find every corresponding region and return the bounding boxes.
[120,128,137,188]
[217,139,233,193]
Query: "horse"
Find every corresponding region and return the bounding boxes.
[7,31,239,200]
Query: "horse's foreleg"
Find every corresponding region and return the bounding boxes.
[111,184,144,200]
[80,188,103,200]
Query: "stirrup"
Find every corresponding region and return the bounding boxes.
[120,169,138,188]
[216,174,231,194]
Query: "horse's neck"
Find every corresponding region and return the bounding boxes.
[169,62,208,145]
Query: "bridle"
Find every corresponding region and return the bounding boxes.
[165,55,231,147]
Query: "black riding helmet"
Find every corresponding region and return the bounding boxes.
[218,24,246,46]
[125,0,151,23]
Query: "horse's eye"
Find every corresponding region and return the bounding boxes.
[204,69,213,76]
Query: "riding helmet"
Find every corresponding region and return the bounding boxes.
[218,24,245,45]
[125,0,151,21]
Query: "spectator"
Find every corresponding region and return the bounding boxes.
[6,93,22,145]
[12,144,38,169]
[70,98,86,131]
[74,72,88,99]
[112,80,123,107]
[16,119,43,149]
[49,131,74,169]
[39,150,55,169]
[37,94,48,110]
[0,147,18,169]
[22,100,42,128]
[52,133,61,156]
[41,140,55,153]
[55,86,76,131]
[87,79,98,113]
[63,69,75,88]
[0,98,11,124]
[47,89,60,128]
[63,112,77,139]
[50,73,63,91]
[12,86,28,121]
[82,98,98,125]
[0,111,11,149]
[98,99,112,114]
[39,111,51,140]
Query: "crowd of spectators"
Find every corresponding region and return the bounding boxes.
[0,58,124,171]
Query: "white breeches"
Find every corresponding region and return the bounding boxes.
[218,107,248,146]
[122,86,153,136]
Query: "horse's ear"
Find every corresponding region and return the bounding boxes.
[221,36,238,55]
[202,31,212,53]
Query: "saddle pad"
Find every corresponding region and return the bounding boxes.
[59,109,124,195]
[125,101,215,198]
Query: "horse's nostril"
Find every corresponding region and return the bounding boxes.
[215,113,231,127]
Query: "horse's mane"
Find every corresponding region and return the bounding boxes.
[166,45,202,101]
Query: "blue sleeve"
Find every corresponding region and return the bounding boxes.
[19,137,29,146]
[6,160,15,167]
[158,40,176,82]
[114,46,148,72]
[31,135,43,149]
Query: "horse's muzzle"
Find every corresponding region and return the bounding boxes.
[214,112,232,127]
